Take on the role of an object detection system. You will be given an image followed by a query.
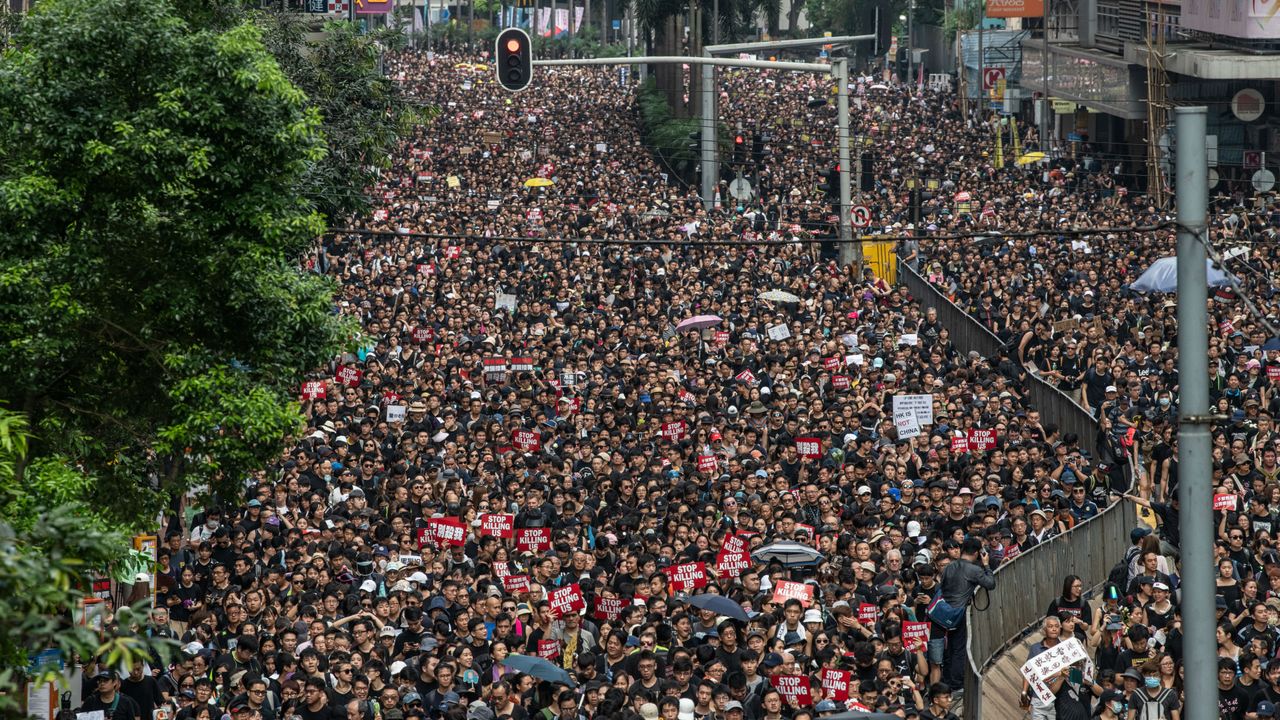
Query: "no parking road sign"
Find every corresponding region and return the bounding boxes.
[851,206,872,228]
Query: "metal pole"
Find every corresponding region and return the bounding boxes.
[1042,0,1051,147]
[874,6,880,57]
[706,34,875,54]
[1175,105,1215,720]
[712,0,719,44]
[907,0,914,85]
[701,60,717,210]
[835,58,859,271]
[535,56,831,71]
[976,14,984,119]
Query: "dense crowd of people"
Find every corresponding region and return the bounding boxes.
[81,47,1275,720]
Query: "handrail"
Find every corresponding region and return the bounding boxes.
[895,257,1128,719]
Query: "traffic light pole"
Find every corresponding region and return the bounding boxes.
[701,60,717,212]
[535,54,864,268]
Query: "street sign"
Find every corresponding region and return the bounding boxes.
[1244,150,1264,171]
[729,177,755,201]
[1252,168,1275,193]
[982,67,1006,90]
[851,206,872,228]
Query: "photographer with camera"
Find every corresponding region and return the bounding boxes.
[937,537,997,695]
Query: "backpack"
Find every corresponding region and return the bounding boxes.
[1134,688,1175,720]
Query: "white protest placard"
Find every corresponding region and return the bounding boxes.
[595,143,608,153]
[767,323,792,341]
[898,333,919,346]
[846,353,865,366]
[385,404,407,423]
[1019,638,1090,704]
[495,293,518,312]
[894,411,921,439]
[893,394,935,426]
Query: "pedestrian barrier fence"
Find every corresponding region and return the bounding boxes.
[896,256,1135,719]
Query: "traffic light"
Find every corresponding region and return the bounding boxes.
[733,134,746,163]
[495,29,533,92]
[818,164,840,199]
[859,152,874,192]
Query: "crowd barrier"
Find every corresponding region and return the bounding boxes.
[895,258,1134,718]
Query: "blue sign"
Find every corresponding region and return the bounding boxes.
[439,8,450,19]
[28,649,64,675]
[1067,132,1083,142]
[612,19,621,29]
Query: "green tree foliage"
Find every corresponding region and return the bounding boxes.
[0,409,177,718]
[0,0,352,526]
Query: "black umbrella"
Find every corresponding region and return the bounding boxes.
[686,593,750,622]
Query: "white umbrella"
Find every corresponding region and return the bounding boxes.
[751,541,824,567]
[1129,256,1235,293]
[758,289,802,303]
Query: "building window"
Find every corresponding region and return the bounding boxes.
[1098,0,1121,37]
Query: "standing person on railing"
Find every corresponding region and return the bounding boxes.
[937,537,996,696]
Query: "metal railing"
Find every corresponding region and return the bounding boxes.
[896,258,1132,718]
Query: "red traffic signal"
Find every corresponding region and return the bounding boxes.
[495,29,533,93]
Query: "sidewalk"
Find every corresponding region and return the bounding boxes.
[974,631,1043,720]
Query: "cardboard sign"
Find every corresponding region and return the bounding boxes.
[795,437,822,459]
[661,421,688,441]
[770,675,813,706]
[427,517,466,546]
[664,562,709,592]
[697,455,718,473]
[502,574,532,593]
[857,602,879,625]
[1020,637,1089,704]
[892,394,935,426]
[593,596,625,622]
[767,323,793,341]
[1052,318,1080,334]
[549,583,586,618]
[335,365,363,387]
[772,580,814,607]
[1214,493,1238,511]
[950,434,971,453]
[512,429,541,452]
[819,668,853,702]
[902,620,931,652]
[301,381,326,400]
[716,550,751,577]
[537,639,561,659]
[894,412,921,440]
[480,513,516,538]
[516,527,552,553]
[832,374,851,390]
[385,404,406,423]
[967,428,998,451]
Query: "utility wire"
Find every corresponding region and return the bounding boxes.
[1181,221,1280,338]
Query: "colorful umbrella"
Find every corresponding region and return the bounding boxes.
[676,314,723,333]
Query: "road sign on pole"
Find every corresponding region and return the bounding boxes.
[851,206,872,227]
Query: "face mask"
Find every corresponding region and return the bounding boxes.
[1144,677,1160,689]
[1111,701,1125,713]
[1159,398,1171,407]
[206,520,218,530]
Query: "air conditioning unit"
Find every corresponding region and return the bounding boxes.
[1004,87,1023,114]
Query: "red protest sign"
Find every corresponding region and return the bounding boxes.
[536,639,560,659]
[772,580,814,607]
[512,429,541,452]
[301,381,327,400]
[832,375,851,390]
[480,513,515,538]
[593,596,625,622]
[966,428,998,451]
[857,603,879,625]
[335,365,363,387]
[736,368,756,384]
[951,434,970,453]
[770,675,813,706]
[493,561,512,578]
[1214,493,1238,511]
[664,562,709,592]
[516,527,552,553]
[714,331,730,346]
[823,357,841,372]
[902,620,930,652]
[445,246,461,259]
[412,326,433,343]
[1268,365,1280,381]
[716,551,751,577]
[427,517,466,546]
[549,583,586,618]
[720,534,748,555]
[661,421,688,441]
[502,574,532,593]
[697,455,718,473]
[510,357,534,372]
[819,668,853,702]
[795,437,822,459]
